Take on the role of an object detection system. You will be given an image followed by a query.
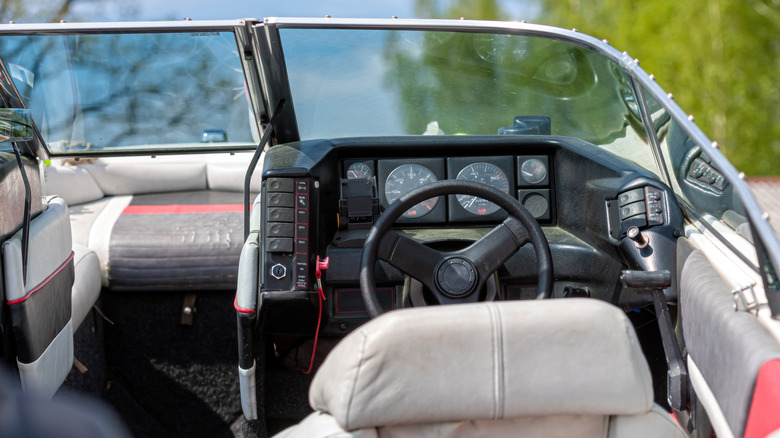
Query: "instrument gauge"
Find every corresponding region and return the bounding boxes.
[455,162,509,215]
[347,162,373,180]
[384,164,439,218]
[520,158,547,185]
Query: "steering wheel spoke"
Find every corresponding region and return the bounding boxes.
[378,230,443,292]
[460,217,529,279]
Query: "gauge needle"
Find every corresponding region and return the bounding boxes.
[467,196,477,207]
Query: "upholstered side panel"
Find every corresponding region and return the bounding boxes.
[3,197,74,362]
[310,300,652,430]
[44,163,104,206]
[17,320,73,399]
[71,245,101,331]
[680,250,780,437]
[206,156,262,193]
[68,197,113,248]
[2,197,74,397]
[83,157,207,195]
[608,405,688,438]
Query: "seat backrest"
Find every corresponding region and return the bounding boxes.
[277,299,687,437]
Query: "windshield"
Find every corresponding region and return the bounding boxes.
[281,28,650,151]
[0,30,258,154]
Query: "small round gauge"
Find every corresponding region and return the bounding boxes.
[520,158,547,185]
[455,162,510,215]
[384,164,439,219]
[347,162,373,180]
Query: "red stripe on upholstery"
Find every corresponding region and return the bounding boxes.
[7,251,75,305]
[123,204,244,215]
[234,293,255,314]
[745,359,780,438]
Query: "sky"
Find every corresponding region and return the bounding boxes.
[66,0,539,23]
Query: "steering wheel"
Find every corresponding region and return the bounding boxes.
[360,180,553,318]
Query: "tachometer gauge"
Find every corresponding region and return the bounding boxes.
[384,164,439,218]
[520,158,547,185]
[455,162,509,215]
[346,162,373,180]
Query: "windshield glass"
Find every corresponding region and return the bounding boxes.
[281,28,652,155]
[0,31,258,154]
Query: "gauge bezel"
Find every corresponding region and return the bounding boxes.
[517,155,550,187]
[447,156,515,222]
[343,159,375,180]
[377,158,446,224]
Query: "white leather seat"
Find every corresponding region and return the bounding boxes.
[275,299,687,438]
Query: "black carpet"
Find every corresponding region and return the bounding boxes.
[100,291,242,438]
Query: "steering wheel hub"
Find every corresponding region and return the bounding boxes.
[435,257,477,297]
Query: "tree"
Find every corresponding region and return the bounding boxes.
[0,0,135,23]
[414,0,780,176]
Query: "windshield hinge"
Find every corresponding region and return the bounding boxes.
[732,282,767,315]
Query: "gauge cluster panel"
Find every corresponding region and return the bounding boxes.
[343,155,553,225]
[377,158,447,224]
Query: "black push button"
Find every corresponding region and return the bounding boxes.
[296,180,309,194]
[296,238,308,254]
[296,209,308,224]
[268,193,295,207]
[267,238,294,253]
[297,194,308,209]
[267,222,294,237]
[296,224,308,238]
[618,188,644,207]
[620,201,646,220]
[267,178,294,193]
[268,207,294,222]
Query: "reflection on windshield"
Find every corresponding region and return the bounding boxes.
[281,28,646,149]
[0,31,256,153]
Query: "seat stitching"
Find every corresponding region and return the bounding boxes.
[344,330,369,429]
[487,303,505,420]
[495,303,505,419]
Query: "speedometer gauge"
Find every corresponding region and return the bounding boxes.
[384,164,439,218]
[455,162,509,215]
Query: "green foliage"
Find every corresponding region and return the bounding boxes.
[417,0,780,175]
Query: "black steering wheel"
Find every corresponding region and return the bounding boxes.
[360,180,553,318]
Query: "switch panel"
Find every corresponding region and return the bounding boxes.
[263,177,318,291]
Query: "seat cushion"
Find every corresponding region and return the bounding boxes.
[310,300,653,430]
[107,191,246,291]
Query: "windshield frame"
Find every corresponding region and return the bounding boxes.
[0,19,267,158]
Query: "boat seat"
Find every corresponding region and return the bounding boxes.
[45,154,260,292]
[276,299,687,438]
[72,244,101,331]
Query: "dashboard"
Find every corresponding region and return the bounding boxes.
[257,135,685,336]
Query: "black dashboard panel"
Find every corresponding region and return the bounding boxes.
[258,135,685,334]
